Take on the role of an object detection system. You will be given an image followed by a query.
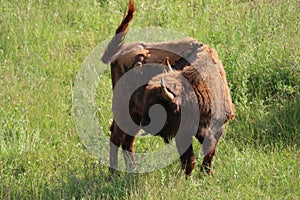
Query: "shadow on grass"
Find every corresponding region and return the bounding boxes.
[39,160,189,199]
[42,167,142,199]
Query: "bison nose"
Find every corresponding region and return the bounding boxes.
[140,116,151,127]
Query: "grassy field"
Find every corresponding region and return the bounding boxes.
[1,0,299,199]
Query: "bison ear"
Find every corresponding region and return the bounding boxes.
[160,77,174,101]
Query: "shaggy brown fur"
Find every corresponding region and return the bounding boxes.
[115,0,135,34]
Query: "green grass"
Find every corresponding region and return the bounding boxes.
[1,0,299,199]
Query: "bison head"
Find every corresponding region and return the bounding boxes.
[140,72,183,138]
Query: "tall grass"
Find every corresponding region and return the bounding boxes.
[0,0,299,199]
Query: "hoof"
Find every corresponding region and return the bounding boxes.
[200,165,214,176]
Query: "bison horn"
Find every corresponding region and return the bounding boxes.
[160,77,174,101]
[164,57,173,72]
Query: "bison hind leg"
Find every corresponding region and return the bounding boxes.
[121,134,137,172]
[109,121,127,175]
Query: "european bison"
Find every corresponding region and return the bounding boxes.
[101,0,234,176]
[102,0,196,173]
[141,45,235,176]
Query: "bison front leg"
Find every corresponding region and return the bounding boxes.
[201,145,216,175]
[121,134,136,172]
[175,136,196,176]
[200,127,224,175]
[180,145,196,176]
[109,120,126,175]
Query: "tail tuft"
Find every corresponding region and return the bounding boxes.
[102,0,135,64]
[115,0,135,34]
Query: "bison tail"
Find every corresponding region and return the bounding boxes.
[115,0,135,34]
[101,0,135,64]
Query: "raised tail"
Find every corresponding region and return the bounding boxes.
[115,0,135,34]
[102,0,135,64]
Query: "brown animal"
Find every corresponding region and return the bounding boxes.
[102,0,234,175]
[102,0,199,173]
[141,45,235,176]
